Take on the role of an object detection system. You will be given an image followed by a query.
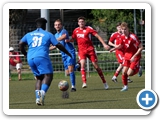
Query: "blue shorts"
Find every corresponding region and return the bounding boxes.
[62,53,76,70]
[28,57,53,76]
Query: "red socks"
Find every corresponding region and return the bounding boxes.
[122,74,128,85]
[81,68,86,83]
[96,68,106,83]
[114,70,120,77]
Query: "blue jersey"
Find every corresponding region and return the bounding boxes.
[21,28,59,61]
[55,28,76,69]
[55,28,75,57]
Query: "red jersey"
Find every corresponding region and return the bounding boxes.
[9,51,22,66]
[120,33,141,60]
[109,32,123,53]
[72,26,97,51]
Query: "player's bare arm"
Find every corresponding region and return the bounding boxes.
[130,43,143,62]
[110,44,122,52]
[57,33,67,41]
[65,38,75,43]
[49,45,56,50]
[108,41,116,47]
[95,33,110,50]
[19,41,27,56]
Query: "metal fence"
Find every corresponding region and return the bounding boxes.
[9,21,145,73]
[9,50,145,74]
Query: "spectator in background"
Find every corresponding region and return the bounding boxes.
[9,47,22,81]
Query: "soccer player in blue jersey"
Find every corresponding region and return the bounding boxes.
[50,19,76,92]
[19,18,72,105]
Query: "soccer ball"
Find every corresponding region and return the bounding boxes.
[58,80,69,91]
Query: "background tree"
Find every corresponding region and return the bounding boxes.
[90,9,144,36]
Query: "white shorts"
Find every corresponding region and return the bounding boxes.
[10,63,22,70]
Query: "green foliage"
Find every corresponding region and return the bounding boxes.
[90,9,142,33]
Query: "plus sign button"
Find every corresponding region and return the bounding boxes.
[136,89,158,110]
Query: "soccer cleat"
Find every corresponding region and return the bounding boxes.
[40,90,45,105]
[36,98,41,105]
[71,88,76,92]
[120,87,128,92]
[127,79,133,83]
[104,83,109,90]
[82,83,87,88]
[138,66,142,77]
[38,90,45,106]
[112,78,118,83]
[76,63,81,71]
[75,63,80,69]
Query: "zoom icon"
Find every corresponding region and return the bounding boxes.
[136,89,158,110]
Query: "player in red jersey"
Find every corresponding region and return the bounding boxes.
[108,22,132,83]
[66,16,110,89]
[9,47,22,81]
[110,22,143,91]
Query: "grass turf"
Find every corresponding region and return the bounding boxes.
[9,72,145,109]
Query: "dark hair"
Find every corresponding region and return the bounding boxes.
[35,18,47,29]
[78,16,86,21]
[35,18,47,24]
[116,22,121,27]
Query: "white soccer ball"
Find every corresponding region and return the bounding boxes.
[58,80,69,91]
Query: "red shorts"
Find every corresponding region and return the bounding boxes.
[122,57,141,75]
[78,49,98,62]
[115,51,124,64]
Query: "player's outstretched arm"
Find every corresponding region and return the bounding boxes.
[57,34,67,41]
[109,44,122,52]
[19,41,27,56]
[49,45,56,50]
[108,41,116,47]
[56,43,72,58]
[95,33,110,50]
[65,38,75,43]
[130,43,143,62]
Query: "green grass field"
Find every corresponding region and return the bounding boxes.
[9,72,145,109]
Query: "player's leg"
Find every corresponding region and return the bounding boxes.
[35,75,44,105]
[28,58,43,105]
[80,59,87,88]
[89,51,109,89]
[67,54,76,92]
[39,58,53,105]
[63,62,69,77]
[68,65,76,91]
[9,64,13,80]
[65,69,69,76]
[92,61,109,89]
[75,59,81,70]
[127,59,140,76]
[112,52,123,82]
[138,65,142,77]
[121,60,130,91]
[16,63,22,81]
[112,64,123,82]
[78,51,87,88]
